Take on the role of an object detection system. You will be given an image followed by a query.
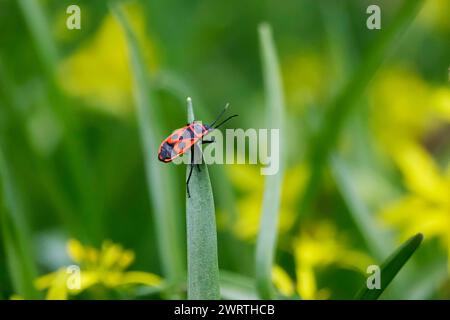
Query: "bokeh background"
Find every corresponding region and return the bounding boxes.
[0,0,449,299]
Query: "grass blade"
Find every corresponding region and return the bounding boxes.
[0,58,82,239]
[17,0,102,242]
[291,0,425,231]
[255,23,285,299]
[330,154,391,260]
[405,258,448,299]
[185,97,220,300]
[112,5,185,287]
[355,233,423,300]
[0,147,39,299]
[17,0,59,76]
[220,271,258,300]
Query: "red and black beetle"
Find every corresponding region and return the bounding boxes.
[158,102,237,197]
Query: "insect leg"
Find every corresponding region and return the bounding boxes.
[186,145,195,198]
[186,163,193,198]
[201,137,215,144]
[191,143,202,172]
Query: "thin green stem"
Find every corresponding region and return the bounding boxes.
[112,4,185,289]
[255,23,286,299]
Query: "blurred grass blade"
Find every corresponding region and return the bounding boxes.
[17,0,101,242]
[112,5,185,287]
[0,59,82,238]
[405,258,448,299]
[0,147,39,299]
[255,23,285,299]
[355,233,423,300]
[220,271,258,300]
[330,154,391,260]
[185,97,220,300]
[292,0,425,230]
[17,0,58,76]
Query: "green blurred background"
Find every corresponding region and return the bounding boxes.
[0,0,449,299]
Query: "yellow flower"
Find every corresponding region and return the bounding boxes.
[273,222,372,299]
[432,87,450,121]
[226,164,307,240]
[380,141,450,270]
[271,265,295,297]
[58,3,158,115]
[35,239,163,300]
[369,67,450,156]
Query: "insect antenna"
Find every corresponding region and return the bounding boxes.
[213,114,238,129]
[208,103,239,128]
[208,103,230,127]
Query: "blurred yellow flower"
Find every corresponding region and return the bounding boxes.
[58,4,158,115]
[35,239,162,300]
[370,67,450,154]
[226,164,307,240]
[432,87,450,121]
[272,265,295,297]
[380,141,450,270]
[273,222,372,299]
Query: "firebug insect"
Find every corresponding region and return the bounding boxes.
[158,103,237,197]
